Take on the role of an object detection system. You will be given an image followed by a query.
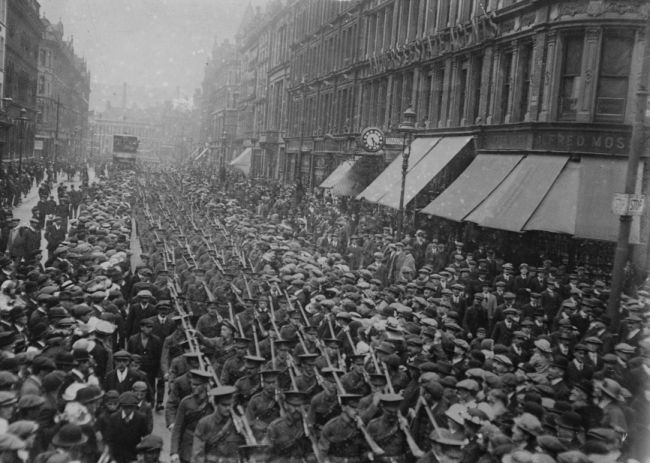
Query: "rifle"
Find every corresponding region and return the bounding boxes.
[168,275,257,448]
[286,361,325,463]
[354,414,386,457]
[381,362,424,458]
[228,302,236,325]
[235,314,245,338]
[242,272,253,299]
[252,323,261,357]
[267,296,281,337]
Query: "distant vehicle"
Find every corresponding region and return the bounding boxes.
[112,134,139,166]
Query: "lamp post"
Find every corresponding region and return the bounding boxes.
[219,129,227,182]
[16,108,28,175]
[396,106,416,241]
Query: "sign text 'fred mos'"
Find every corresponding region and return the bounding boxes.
[534,130,629,155]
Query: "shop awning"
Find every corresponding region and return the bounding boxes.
[229,148,252,175]
[523,158,643,243]
[320,160,354,189]
[465,155,568,232]
[573,157,643,243]
[357,136,471,209]
[420,154,523,221]
[523,162,580,235]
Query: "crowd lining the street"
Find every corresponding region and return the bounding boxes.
[0,159,644,463]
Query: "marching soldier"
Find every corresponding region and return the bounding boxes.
[192,385,245,463]
[233,354,265,406]
[318,393,369,463]
[165,352,200,427]
[265,391,313,462]
[245,369,281,440]
[294,353,320,395]
[170,370,215,463]
[308,367,342,431]
[220,337,251,385]
[367,394,409,462]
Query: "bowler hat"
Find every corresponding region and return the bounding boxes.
[52,423,88,447]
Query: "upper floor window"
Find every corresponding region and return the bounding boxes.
[558,34,584,120]
[596,31,633,121]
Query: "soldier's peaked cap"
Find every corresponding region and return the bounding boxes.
[208,385,236,399]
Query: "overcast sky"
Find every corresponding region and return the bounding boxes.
[40,0,269,110]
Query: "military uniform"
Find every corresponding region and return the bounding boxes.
[192,408,245,463]
[234,373,261,406]
[221,353,247,385]
[340,368,370,396]
[266,413,312,462]
[318,414,367,463]
[308,388,341,431]
[367,414,407,462]
[170,395,214,463]
[245,389,281,440]
[165,371,192,426]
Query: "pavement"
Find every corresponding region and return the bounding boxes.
[12,171,89,257]
[127,196,171,458]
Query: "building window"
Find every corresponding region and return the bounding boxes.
[427,0,438,33]
[596,31,633,121]
[422,73,433,126]
[458,60,469,125]
[471,55,483,123]
[518,43,533,122]
[558,34,584,120]
[500,51,513,122]
[433,65,445,126]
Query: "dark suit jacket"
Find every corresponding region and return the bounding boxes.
[565,360,594,385]
[103,368,141,394]
[127,333,162,377]
[105,410,149,463]
[125,303,157,338]
[147,315,176,341]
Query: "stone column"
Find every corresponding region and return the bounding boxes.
[477,46,493,124]
[384,74,394,127]
[412,67,420,113]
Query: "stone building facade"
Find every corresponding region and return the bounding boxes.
[4,0,43,164]
[35,17,90,163]
[199,0,650,267]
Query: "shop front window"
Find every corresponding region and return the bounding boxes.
[596,32,633,121]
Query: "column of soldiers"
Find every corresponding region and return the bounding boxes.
[131,165,650,463]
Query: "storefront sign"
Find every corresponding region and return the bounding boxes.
[533,130,630,155]
[481,132,530,150]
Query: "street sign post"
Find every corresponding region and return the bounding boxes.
[612,193,645,216]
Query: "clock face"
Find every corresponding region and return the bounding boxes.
[360,127,385,152]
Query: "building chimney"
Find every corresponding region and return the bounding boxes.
[122,82,127,109]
